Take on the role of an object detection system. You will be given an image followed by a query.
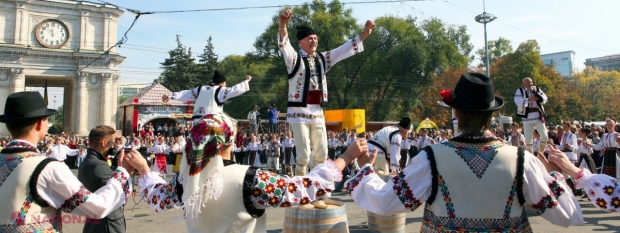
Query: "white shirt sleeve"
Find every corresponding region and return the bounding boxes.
[320,36,364,72]
[216,81,250,103]
[514,88,525,106]
[170,86,199,102]
[345,151,432,215]
[277,32,299,74]
[36,161,132,217]
[522,154,584,227]
[390,135,402,171]
[575,168,620,212]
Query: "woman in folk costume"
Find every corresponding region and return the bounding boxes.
[244,135,263,168]
[345,73,584,232]
[136,112,370,232]
[591,118,620,179]
[576,127,597,175]
[148,136,172,178]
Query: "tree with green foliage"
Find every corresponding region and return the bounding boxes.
[158,35,200,91]
[197,36,220,81]
[476,37,513,67]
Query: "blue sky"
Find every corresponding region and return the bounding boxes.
[38,0,620,107]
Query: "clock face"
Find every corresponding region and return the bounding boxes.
[35,19,70,49]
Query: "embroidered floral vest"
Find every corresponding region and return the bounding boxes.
[0,142,61,232]
[421,140,532,233]
[286,51,329,107]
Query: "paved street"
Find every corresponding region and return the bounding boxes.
[63,166,620,233]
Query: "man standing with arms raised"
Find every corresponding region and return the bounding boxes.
[514,77,548,153]
[278,9,375,175]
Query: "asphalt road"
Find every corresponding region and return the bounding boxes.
[62,165,620,233]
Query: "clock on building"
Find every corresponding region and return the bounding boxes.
[35,19,70,49]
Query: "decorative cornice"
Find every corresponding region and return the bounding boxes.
[0,56,23,64]
[19,0,124,17]
[0,46,126,65]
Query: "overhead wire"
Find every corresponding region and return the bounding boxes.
[439,0,615,55]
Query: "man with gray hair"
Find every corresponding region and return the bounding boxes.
[514,77,548,153]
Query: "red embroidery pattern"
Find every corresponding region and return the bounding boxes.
[345,166,373,194]
[392,171,422,211]
[530,194,558,215]
[60,186,92,212]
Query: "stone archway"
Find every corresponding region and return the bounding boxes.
[0,1,125,136]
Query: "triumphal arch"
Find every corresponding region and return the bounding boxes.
[0,0,124,136]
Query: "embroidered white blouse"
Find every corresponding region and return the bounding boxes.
[345,150,584,227]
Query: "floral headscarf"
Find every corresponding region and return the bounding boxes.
[181,112,237,218]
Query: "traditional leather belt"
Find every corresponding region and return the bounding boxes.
[307,90,322,105]
[606,147,617,150]
[561,149,572,152]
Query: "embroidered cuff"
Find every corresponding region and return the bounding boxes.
[574,168,589,189]
[138,172,168,197]
[317,160,343,182]
[344,165,374,195]
[60,185,92,212]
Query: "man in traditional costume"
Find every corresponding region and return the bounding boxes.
[557,121,579,164]
[514,77,548,153]
[137,112,370,232]
[277,9,375,175]
[346,73,584,232]
[170,70,251,121]
[367,117,412,175]
[0,92,155,232]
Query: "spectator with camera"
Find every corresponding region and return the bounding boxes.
[267,104,279,133]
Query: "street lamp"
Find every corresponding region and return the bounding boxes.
[475,0,497,78]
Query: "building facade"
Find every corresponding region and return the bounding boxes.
[0,0,124,136]
[540,50,575,78]
[585,54,620,72]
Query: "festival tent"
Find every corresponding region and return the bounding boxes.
[416,118,439,133]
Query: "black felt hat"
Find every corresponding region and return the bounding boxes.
[398,117,412,130]
[212,70,226,84]
[441,72,504,112]
[296,26,316,41]
[0,92,57,122]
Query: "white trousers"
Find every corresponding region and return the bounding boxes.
[523,121,548,152]
[268,156,280,171]
[291,123,328,175]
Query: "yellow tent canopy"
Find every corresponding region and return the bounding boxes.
[416,118,439,133]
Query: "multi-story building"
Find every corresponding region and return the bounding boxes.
[540,51,575,78]
[585,54,620,72]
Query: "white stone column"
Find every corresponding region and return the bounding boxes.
[10,68,24,94]
[0,69,12,136]
[111,74,119,129]
[75,71,88,136]
[101,73,112,126]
